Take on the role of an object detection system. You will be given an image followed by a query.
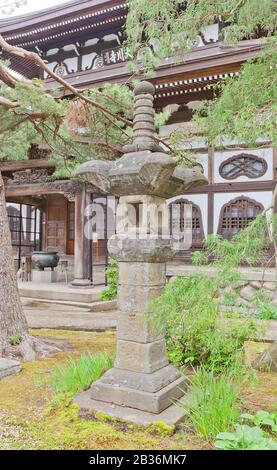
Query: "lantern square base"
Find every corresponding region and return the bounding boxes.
[74,391,189,427]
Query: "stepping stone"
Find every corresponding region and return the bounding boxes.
[0,358,21,380]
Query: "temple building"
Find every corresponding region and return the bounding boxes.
[0,0,276,285]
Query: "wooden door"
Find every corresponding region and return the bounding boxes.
[67,201,75,255]
[45,195,67,254]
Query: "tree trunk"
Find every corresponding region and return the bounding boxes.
[0,171,36,360]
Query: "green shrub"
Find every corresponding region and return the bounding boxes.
[241,410,277,434]
[153,273,258,372]
[100,259,118,301]
[51,352,113,395]
[223,290,238,306]
[256,302,277,320]
[215,425,277,450]
[9,334,22,345]
[181,368,240,439]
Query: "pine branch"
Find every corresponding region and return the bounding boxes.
[0,35,133,129]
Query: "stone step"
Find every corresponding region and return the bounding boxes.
[21,297,117,312]
[18,282,104,303]
[166,265,276,282]
[0,359,21,380]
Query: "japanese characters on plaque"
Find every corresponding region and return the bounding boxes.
[101,47,126,66]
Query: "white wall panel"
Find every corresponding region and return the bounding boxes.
[214,148,273,183]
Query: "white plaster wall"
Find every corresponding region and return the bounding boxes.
[196,153,208,179]
[214,191,273,234]
[81,52,98,70]
[167,193,208,236]
[63,57,78,74]
[43,62,56,79]
[107,195,117,239]
[214,148,273,183]
[198,24,219,47]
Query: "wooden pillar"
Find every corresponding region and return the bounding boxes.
[207,147,214,235]
[71,186,91,288]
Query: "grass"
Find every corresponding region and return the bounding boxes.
[181,368,240,440]
[51,352,114,395]
[0,329,276,450]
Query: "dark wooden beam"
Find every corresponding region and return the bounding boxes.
[0,159,55,174]
[4,179,75,197]
[186,180,275,194]
[44,42,261,91]
[5,195,44,207]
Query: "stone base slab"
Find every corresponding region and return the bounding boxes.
[90,375,187,414]
[32,270,57,283]
[0,359,21,380]
[100,364,181,393]
[74,391,189,426]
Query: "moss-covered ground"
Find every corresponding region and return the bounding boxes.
[0,330,276,450]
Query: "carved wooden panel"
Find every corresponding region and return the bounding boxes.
[217,196,264,240]
[219,153,268,180]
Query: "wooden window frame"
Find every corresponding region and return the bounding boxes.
[169,197,204,248]
[217,196,264,240]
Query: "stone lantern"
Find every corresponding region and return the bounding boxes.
[74,82,207,425]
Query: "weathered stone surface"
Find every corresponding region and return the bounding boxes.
[249,281,262,289]
[263,282,276,292]
[252,341,277,372]
[0,358,21,379]
[74,392,188,426]
[118,285,164,313]
[76,149,207,199]
[234,297,251,308]
[108,236,173,262]
[232,280,248,289]
[90,375,187,414]
[119,262,166,287]
[74,81,195,420]
[240,285,257,302]
[117,311,165,343]
[99,364,181,392]
[115,339,168,373]
[75,79,207,198]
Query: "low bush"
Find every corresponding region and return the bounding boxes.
[256,302,277,320]
[215,424,277,450]
[51,352,113,395]
[241,410,277,434]
[100,259,118,301]
[153,273,258,372]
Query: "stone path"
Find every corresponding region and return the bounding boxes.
[24,302,117,331]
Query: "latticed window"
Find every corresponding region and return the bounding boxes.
[7,206,20,242]
[218,196,264,240]
[169,198,204,248]
[219,153,267,180]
